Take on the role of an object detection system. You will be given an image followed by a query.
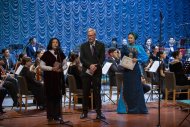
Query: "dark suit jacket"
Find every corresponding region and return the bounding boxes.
[26,45,38,60]
[80,40,105,76]
[0,56,15,71]
[107,57,124,86]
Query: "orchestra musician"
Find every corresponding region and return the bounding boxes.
[19,57,45,109]
[33,50,44,81]
[26,37,38,61]
[0,60,18,107]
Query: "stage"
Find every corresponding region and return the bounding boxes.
[0,96,189,127]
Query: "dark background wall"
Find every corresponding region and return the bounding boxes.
[0,0,190,55]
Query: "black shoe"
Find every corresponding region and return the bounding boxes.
[39,106,46,110]
[96,113,106,120]
[54,117,62,121]
[0,109,6,114]
[48,118,53,122]
[80,113,87,119]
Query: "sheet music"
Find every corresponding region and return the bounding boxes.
[102,62,113,75]
[15,65,24,75]
[120,56,136,70]
[64,62,71,75]
[148,61,160,72]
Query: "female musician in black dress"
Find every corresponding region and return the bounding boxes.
[169,51,190,86]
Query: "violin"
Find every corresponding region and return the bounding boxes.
[0,66,6,75]
[35,65,42,81]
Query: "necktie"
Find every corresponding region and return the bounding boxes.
[6,59,9,69]
[91,45,95,55]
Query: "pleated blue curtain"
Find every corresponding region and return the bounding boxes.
[0,0,190,55]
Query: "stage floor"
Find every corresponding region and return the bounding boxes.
[0,91,189,127]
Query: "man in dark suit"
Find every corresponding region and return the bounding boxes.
[80,28,105,119]
[26,37,38,61]
[1,48,15,72]
[107,48,122,86]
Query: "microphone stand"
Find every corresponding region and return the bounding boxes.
[157,10,163,127]
[22,42,31,55]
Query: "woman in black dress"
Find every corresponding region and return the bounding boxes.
[40,38,67,121]
[169,50,190,86]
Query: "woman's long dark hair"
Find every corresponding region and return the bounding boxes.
[47,38,63,54]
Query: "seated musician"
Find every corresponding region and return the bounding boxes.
[107,48,123,87]
[0,48,18,86]
[0,48,16,72]
[67,53,82,89]
[20,57,45,109]
[0,60,19,107]
[143,37,153,57]
[169,50,190,86]
[32,50,44,81]
[14,53,27,72]
[149,45,159,61]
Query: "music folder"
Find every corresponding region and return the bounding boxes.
[64,62,71,75]
[148,61,160,72]
[15,65,24,75]
[120,56,136,70]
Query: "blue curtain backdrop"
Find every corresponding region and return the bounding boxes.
[0,0,190,55]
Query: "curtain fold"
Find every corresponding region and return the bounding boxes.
[0,0,189,55]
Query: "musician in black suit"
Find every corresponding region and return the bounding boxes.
[26,37,38,61]
[1,48,15,72]
[80,28,105,119]
[107,48,123,86]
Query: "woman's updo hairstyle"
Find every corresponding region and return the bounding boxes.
[128,32,138,40]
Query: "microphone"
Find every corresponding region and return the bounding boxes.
[54,46,62,55]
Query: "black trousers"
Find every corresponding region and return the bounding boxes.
[46,97,61,119]
[81,75,102,114]
[29,85,45,106]
[0,87,7,109]
[5,76,18,93]
[2,81,18,104]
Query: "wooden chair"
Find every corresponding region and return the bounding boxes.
[17,76,37,111]
[164,71,190,104]
[67,74,93,110]
[115,72,123,104]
